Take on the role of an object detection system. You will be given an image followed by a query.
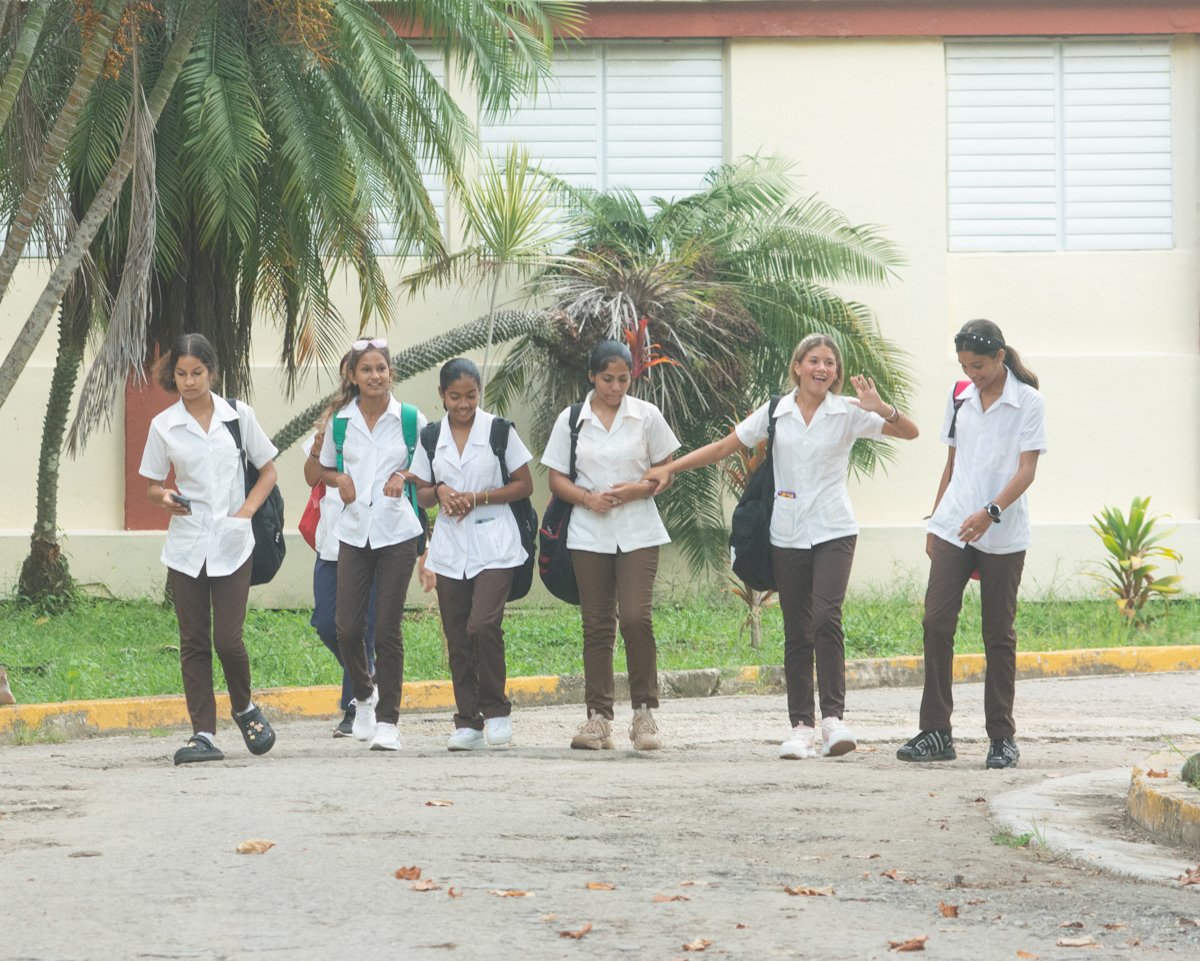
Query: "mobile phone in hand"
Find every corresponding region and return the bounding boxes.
[170,492,191,511]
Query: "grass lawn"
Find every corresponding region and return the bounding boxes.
[1,591,1197,705]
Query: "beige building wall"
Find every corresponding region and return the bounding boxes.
[0,34,1195,602]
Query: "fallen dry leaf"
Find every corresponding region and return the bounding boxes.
[425,799,454,807]
[1059,921,1084,929]
[938,901,959,918]
[849,853,882,860]
[1178,917,1200,927]
[68,851,102,858]
[1103,922,1128,930]
[1178,865,1200,885]
[888,935,928,952]
[1147,769,1169,778]
[974,797,987,803]
[447,887,463,899]
[539,913,557,922]
[784,885,834,897]
[682,939,713,952]
[653,894,691,903]
[488,889,533,898]
[734,923,748,929]
[410,880,441,891]
[882,869,904,880]
[1016,951,1039,959]
[235,840,275,855]
[966,899,986,906]
[586,881,616,891]
[394,866,421,880]
[1056,937,1099,948]
[559,922,593,940]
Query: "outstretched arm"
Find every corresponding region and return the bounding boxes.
[643,431,743,493]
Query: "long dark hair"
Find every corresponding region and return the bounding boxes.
[156,333,218,392]
[954,319,1039,389]
[588,339,633,375]
[329,341,392,413]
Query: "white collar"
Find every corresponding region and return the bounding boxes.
[579,390,641,424]
[164,393,238,433]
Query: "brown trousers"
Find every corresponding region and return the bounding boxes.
[337,537,419,725]
[772,536,857,727]
[920,535,1026,739]
[169,557,253,736]
[436,567,515,730]
[571,547,660,719]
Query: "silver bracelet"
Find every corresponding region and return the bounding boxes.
[885,404,901,424]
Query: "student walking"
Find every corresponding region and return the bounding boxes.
[318,339,426,752]
[139,333,279,765]
[302,356,379,737]
[645,334,918,760]
[897,320,1045,770]
[411,359,534,751]
[542,340,680,751]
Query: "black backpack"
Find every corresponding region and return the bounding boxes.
[419,418,539,602]
[537,403,585,604]
[729,395,782,592]
[225,399,286,586]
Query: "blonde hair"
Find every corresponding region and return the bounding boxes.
[789,334,844,394]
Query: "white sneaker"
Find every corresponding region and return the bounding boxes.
[447,727,485,751]
[484,716,513,747]
[369,722,401,751]
[821,716,857,757]
[352,686,378,742]
[779,724,817,760]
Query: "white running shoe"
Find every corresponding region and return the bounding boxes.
[484,716,513,747]
[369,722,401,751]
[447,727,485,751]
[821,716,857,757]
[352,686,378,742]
[779,724,817,760]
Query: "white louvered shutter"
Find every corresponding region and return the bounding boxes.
[947,40,1172,252]
[481,41,724,206]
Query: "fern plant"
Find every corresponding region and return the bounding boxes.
[1090,496,1184,624]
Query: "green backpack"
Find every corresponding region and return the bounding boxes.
[332,402,428,552]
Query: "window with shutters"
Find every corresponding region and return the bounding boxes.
[946,39,1172,252]
[480,41,725,208]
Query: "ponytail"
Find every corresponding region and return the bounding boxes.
[955,319,1038,389]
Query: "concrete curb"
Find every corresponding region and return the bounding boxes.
[1127,751,1200,857]
[2,644,1199,742]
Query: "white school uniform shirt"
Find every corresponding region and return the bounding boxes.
[541,391,680,554]
[927,374,1047,555]
[410,410,533,579]
[318,395,427,549]
[139,393,278,578]
[301,433,347,562]
[735,389,884,550]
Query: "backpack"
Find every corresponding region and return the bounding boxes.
[224,399,286,586]
[947,379,972,439]
[537,402,585,604]
[332,402,428,554]
[729,395,783,592]
[418,417,539,602]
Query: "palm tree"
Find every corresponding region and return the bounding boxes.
[487,155,912,571]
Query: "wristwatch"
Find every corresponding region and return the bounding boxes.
[985,502,1002,524]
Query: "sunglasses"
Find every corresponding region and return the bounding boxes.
[954,332,1002,353]
[352,338,387,351]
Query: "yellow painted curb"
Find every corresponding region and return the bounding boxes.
[1127,750,1200,855]
[2,644,1198,739]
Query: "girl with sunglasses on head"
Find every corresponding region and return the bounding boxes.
[645,334,918,760]
[411,358,535,751]
[543,339,680,752]
[896,320,1046,770]
[318,338,427,752]
[139,333,278,765]
[302,352,380,738]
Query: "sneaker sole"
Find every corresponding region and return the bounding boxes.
[986,758,1019,769]
[448,741,485,752]
[631,740,662,751]
[570,739,614,750]
[779,750,815,760]
[824,739,857,758]
[369,741,401,751]
[896,750,957,762]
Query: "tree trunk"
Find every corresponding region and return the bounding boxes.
[0,0,49,135]
[0,0,211,411]
[0,0,125,301]
[17,282,89,607]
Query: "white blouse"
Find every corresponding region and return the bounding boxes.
[139,394,278,578]
[928,375,1047,555]
[318,395,428,549]
[410,410,533,579]
[735,390,884,550]
[541,392,680,554]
